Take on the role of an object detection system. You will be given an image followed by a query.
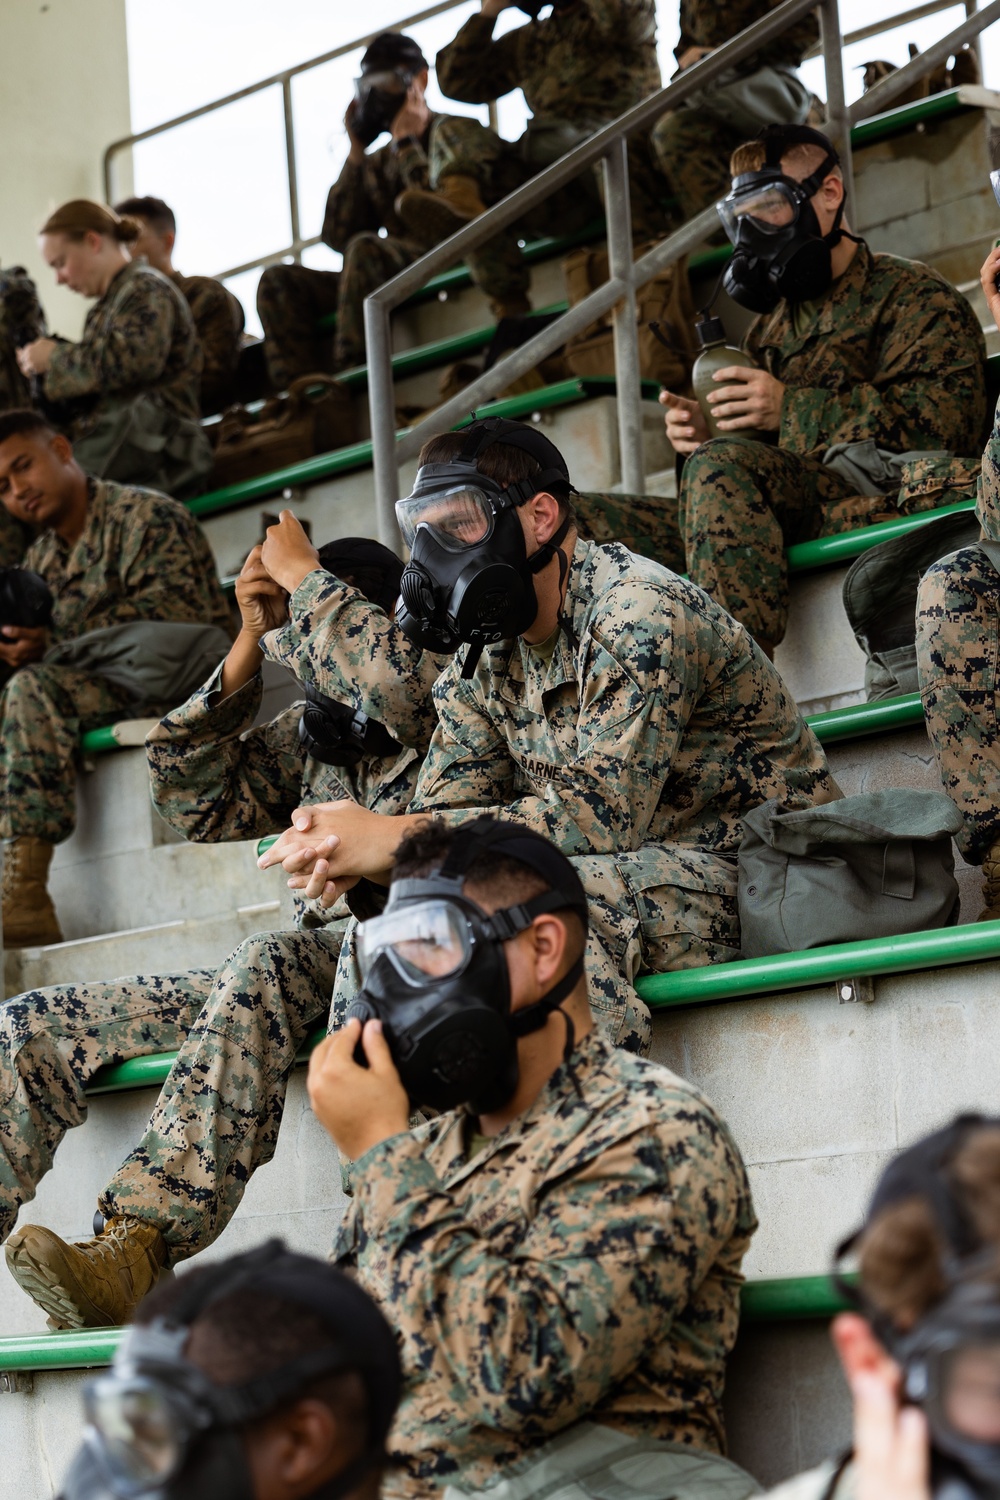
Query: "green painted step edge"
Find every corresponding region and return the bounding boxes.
[850,87,968,148]
[79,725,123,755]
[787,500,978,575]
[88,1024,328,1097]
[0,1273,854,1372]
[807,692,923,745]
[634,918,1000,1008]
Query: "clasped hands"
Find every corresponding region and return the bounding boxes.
[660,367,785,454]
[258,800,410,908]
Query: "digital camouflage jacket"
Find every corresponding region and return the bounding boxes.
[745,241,986,460]
[171,271,244,414]
[410,538,836,856]
[43,260,203,427]
[436,1,660,130]
[322,115,450,251]
[146,661,423,928]
[26,478,230,645]
[261,566,447,753]
[335,1027,757,1497]
[676,0,818,74]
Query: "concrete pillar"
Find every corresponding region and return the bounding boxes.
[0,0,131,340]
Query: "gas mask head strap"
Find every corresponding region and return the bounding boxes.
[757,123,846,241]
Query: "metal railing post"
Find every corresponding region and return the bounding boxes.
[603,137,645,495]
[282,79,302,265]
[366,297,403,553]
[820,0,855,220]
[967,0,984,73]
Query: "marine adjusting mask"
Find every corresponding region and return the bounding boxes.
[395,418,574,678]
[835,1114,1000,1500]
[718,133,846,313]
[346,820,589,1115]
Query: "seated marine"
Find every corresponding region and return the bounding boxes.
[0,408,231,948]
[663,122,986,659]
[1,532,446,1330]
[308,815,760,1500]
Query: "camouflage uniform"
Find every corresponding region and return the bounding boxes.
[432,2,666,305]
[650,0,819,226]
[42,260,213,497]
[917,400,1000,865]
[256,117,450,386]
[0,268,48,566]
[0,478,230,847]
[0,587,430,1249]
[348,538,837,1057]
[574,488,683,571]
[170,271,244,415]
[681,243,986,647]
[334,1027,757,1499]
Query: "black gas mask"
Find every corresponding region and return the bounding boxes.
[718,124,850,314]
[0,566,53,628]
[346,817,589,1115]
[351,34,428,147]
[836,1115,1000,1500]
[296,534,404,767]
[395,418,574,678]
[57,1240,402,1500]
[514,0,577,14]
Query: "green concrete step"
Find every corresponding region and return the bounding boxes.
[0,1272,854,1374]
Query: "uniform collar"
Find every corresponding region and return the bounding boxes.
[499,537,594,707]
[754,238,872,352]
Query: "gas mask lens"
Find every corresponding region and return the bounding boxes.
[358,901,473,983]
[396,485,495,551]
[718,179,798,242]
[85,1376,184,1492]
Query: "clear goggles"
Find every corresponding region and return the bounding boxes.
[358,899,475,984]
[354,68,408,102]
[717,176,802,242]
[83,1369,208,1496]
[396,483,497,552]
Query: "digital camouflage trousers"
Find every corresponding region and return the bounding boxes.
[0,927,343,1255]
[917,544,1000,865]
[574,489,683,573]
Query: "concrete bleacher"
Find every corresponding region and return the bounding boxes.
[5,78,1000,1498]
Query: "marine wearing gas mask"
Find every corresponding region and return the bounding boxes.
[395,416,574,675]
[346,815,589,1114]
[351,34,429,147]
[718,123,858,313]
[57,1240,402,1500]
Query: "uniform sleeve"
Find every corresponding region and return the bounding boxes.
[435,13,524,103]
[147,669,312,842]
[115,499,232,632]
[43,279,176,402]
[977,396,1000,539]
[261,568,443,751]
[778,277,986,456]
[411,582,705,854]
[322,158,381,251]
[349,1100,744,1436]
[185,279,242,403]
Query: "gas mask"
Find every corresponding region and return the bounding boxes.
[718,125,848,313]
[352,66,415,146]
[0,566,53,629]
[514,0,577,14]
[395,418,574,678]
[58,1241,401,1500]
[299,683,400,768]
[836,1115,1000,1500]
[346,818,589,1114]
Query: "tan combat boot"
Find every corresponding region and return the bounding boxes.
[5,1215,169,1328]
[2,836,63,947]
[395,173,488,244]
[979,840,1000,922]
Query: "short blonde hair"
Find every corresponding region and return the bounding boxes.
[730,140,842,183]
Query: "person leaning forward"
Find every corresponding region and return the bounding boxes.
[17,199,213,499]
[259,418,839,1060]
[308,816,760,1500]
[402,0,664,321]
[664,123,986,657]
[0,409,231,947]
[1,534,448,1330]
[256,32,457,387]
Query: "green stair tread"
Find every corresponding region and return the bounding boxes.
[0,1272,856,1372]
[787,500,978,574]
[808,693,923,745]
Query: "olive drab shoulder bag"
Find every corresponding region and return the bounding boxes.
[738,790,964,958]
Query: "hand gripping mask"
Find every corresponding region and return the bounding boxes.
[718,123,848,313]
[57,1240,402,1500]
[347,817,590,1115]
[297,536,403,768]
[394,417,574,678]
[834,1115,1000,1500]
[351,33,427,147]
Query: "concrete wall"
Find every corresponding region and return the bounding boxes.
[0,0,131,341]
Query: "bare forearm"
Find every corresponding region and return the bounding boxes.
[220,629,265,700]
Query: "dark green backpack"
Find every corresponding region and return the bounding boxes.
[842,510,983,701]
[738,790,963,958]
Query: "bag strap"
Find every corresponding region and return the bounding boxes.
[882,841,916,900]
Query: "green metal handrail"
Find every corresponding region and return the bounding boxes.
[807,693,923,745]
[787,499,978,575]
